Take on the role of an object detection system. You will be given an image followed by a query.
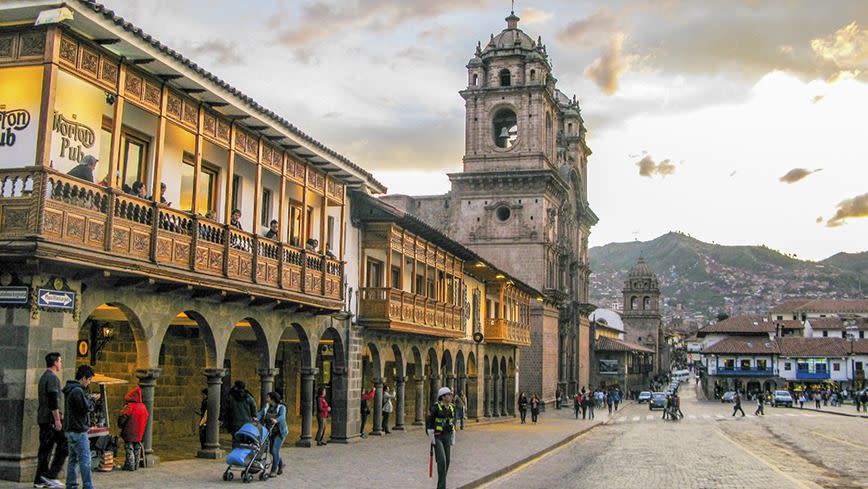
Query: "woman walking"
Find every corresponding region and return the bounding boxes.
[316,386,330,446]
[255,392,287,477]
[529,394,541,424]
[573,393,582,419]
[518,393,528,424]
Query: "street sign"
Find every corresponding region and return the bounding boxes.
[37,289,75,309]
[0,286,28,304]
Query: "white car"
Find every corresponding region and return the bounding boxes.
[772,391,793,408]
[638,391,652,403]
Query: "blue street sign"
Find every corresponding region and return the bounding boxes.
[0,286,29,304]
[37,289,75,309]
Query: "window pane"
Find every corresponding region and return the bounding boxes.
[123,140,144,189]
[97,128,112,186]
[197,169,214,215]
[180,163,194,212]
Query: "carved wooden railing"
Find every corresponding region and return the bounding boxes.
[0,167,343,305]
[484,318,531,346]
[358,287,464,337]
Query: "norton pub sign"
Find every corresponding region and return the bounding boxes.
[53,111,95,163]
[0,106,31,148]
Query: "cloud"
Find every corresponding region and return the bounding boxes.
[556,8,618,49]
[185,39,242,65]
[826,193,868,227]
[584,33,632,95]
[521,8,552,25]
[636,154,676,178]
[272,0,487,48]
[779,167,822,184]
[816,216,823,224]
[811,22,868,69]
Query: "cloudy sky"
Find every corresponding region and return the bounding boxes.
[98,0,867,260]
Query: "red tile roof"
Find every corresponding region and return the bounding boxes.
[852,340,868,354]
[771,299,868,315]
[777,337,850,357]
[769,299,813,315]
[702,337,780,355]
[807,317,844,330]
[773,319,804,330]
[594,336,655,354]
[699,315,774,335]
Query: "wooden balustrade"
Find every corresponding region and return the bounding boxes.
[0,167,343,307]
[358,286,464,337]
[484,317,531,346]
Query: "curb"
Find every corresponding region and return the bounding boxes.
[456,417,611,488]
[794,406,868,419]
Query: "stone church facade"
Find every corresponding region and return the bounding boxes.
[621,257,665,375]
[381,12,598,404]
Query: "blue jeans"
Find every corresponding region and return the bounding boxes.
[65,431,94,489]
[270,433,284,472]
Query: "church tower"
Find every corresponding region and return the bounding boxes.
[621,257,663,374]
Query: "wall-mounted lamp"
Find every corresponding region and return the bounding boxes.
[105,92,116,106]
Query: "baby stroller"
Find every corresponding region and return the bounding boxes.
[223,422,273,483]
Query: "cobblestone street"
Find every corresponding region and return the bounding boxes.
[487,382,868,489]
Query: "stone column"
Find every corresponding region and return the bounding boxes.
[429,374,441,405]
[492,372,500,417]
[198,368,225,459]
[371,377,384,436]
[136,368,162,466]
[257,367,278,408]
[328,366,349,443]
[501,374,508,416]
[394,376,406,431]
[413,376,425,425]
[458,374,468,398]
[446,374,456,393]
[296,367,317,447]
[484,374,492,417]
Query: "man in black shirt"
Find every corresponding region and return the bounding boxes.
[62,365,99,489]
[264,220,279,240]
[34,352,67,489]
[426,387,456,489]
[67,155,98,183]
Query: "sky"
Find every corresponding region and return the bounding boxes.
[97,0,868,261]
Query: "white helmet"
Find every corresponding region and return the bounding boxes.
[437,387,453,399]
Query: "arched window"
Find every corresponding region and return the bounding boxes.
[545,112,553,157]
[643,296,651,309]
[499,69,511,87]
[472,73,478,86]
[567,122,573,134]
[493,108,518,148]
[530,69,536,82]
[630,296,638,310]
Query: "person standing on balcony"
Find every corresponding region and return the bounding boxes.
[230,209,243,229]
[67,155,97,183]
[305,238,318,252]
[131,181,147,199]
[34,352,67,489]
[264,220,279,240]
[158,183,170,206]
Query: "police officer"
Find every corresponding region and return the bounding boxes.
[427,387,455,489]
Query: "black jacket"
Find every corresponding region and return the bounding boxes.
[62,380,94,433]
[225,387,257,433]
[67,164,94,183]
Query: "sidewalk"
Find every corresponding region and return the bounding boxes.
[21,410,608,489]
[794,403,868,419]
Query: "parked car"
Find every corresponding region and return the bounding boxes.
[649,392,667,410]
[720,391,736,403]
[638,391,652,403]
[772,391,794,408]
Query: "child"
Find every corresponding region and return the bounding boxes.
[118,386,149,470]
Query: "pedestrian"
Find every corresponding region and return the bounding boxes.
[67,155,98,182]
[573,393,581,420]
[426,387,456,489]
[580,392,588,419]
[799,393,805,409]
[662,395,671,420]
[316,386,330,446]
[613,388,622,411]
[197,388,208,450]
[63,364,100,489]
[530,394,541,424]
[586,392,595,420]
[606,388,614,414]
[673,393,683,419]
[117,386,148,471]
[382,384,395,434]
[732,392,746,417]
[814,391,821,409]
[854,392,861,412]
[860,391,868,413]
[754,394,765,416]
[518,392,528,423]
[359,384,375,438]
[225,381,257,435]
[34,352,67,489]
[255,391,287,477]
[455,390,467,430]
[555,388,562,410]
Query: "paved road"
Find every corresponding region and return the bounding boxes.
[488,382,868,489]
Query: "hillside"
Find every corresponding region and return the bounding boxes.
[589,232,867,321]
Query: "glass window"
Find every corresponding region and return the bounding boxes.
[288,204,302,247]
[231,175,241,213]
[833,363,840,371]
[97,126,112,186]
[121,135,148,191]
[179,158,217,216]
[723,359,734,369]
[366,259,382,288]
[784,362,791,371]
[327,215,335,252]
[740,359,751,370]
[499,69,511,87]
[756,359,767,370]
[390,266,401,289]
[260,188,272,227]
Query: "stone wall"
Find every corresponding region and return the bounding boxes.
[154,326,208,438]
[520,303,558,403]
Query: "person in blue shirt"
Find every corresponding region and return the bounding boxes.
[255,391,287,477]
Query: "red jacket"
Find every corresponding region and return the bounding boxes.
[318,395,331,418]
[118,386,149,442]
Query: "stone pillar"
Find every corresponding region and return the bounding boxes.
[446,374,456,393]
[371,377,384,436]
[429,374,441,405]
[413,377,425,425]
[136,368,162,466]
[501,374,508,416]
[484,375,492,417]
[492,372,500,417]
[328,366,350,443]
[257,367,278,408]
[394,376,406,431]
[296,367,317,447]
[198,368,225,459]
[467,375,478,419]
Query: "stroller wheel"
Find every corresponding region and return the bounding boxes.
[259,471,269,481]
[224,470,234,481]
[243,473,253,483]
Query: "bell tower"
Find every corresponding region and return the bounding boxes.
[621,257,663,374]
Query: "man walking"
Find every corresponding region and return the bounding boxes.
[732,392,746,417]
[427,387,456,489]
[754,394,765,416]
[63,364,100,489]
[34,352,67,489]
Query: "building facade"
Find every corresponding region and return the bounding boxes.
[380,11,597,405]
[620,257,665,375]
[588,308,655,394]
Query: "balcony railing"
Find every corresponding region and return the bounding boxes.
[716,367,776,377]
[484,318,531,346]
[0,167,343,306]
[358,287,464,338]
[796,370,830,380]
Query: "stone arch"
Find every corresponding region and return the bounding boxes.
[455,350,466,378]
[365,341,384,380]
[499,68,511,86]
[79,301,150,369]
[441,349,453,377]
[630,296,638,310]
[390,344,406,378]
[643,296,651,310]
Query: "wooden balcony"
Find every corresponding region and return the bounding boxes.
[484,318,531,346]
[0,167,343,309]
[358,287,464,338]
